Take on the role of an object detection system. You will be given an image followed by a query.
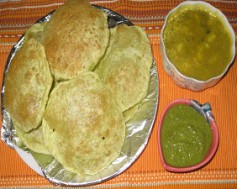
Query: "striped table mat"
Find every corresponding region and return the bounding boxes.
[0,0,237,188]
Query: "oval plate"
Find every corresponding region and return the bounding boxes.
[1,5,159,186]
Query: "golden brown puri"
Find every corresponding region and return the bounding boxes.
[4,23,53,133]
[43,0,110,81]
[15,125,50,155]
[24,22,46,42]
[95,24,153,112]
[42,72,125,175]
[123,102,140,123]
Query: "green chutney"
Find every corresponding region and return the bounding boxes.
[161,104,212,167]
[163,5,233,81]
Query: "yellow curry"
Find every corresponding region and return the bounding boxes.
[163,5,233,81]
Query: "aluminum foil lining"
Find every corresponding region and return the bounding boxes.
[1,5,159,186]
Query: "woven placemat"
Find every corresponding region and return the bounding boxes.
[0,0,237,188]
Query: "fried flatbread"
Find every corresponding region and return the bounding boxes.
[4,23,53,132]
[42,72,125,175]
[15,125,50,155]
[43,0,110,80]
[95,24,152,111]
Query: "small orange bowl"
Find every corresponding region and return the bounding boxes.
[158,99,219,172]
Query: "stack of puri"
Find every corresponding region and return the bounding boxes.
[3,0,153,176]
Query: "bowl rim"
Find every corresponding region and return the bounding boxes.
[157,98,219,173]
[160,0,236,84]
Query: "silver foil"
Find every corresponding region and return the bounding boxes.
[1,6,159,186]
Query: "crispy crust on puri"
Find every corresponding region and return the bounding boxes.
[95,24,153,111]
[4,23,53,133]
[42,72,125,175]
[43,0,110,80]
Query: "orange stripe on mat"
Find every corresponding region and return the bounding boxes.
[1,0,237,188]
